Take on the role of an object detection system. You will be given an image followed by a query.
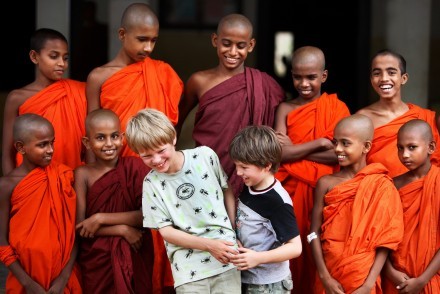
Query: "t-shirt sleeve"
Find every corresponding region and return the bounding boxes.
[270,203,299,244]
[203,146,228,189]
[142,175,173,229]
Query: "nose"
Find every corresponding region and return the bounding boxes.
[143,41,154,53]
[47,143,54,154]
[402,148,410,158]
[229,45,238,55]
[334,142,343,153]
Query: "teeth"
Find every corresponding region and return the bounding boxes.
[380,85,392,90]
[337,155,346,159]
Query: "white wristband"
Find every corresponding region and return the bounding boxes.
[307,232,317,244]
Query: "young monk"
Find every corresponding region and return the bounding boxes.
[86,4,180,289]
[2,28,87,175]
[176,13,285,198]
[0,113,81,293]
[75,109,155,294]
[310,114,404,293]
[357,49,440,178]
[86,2,183,159]
[273,45,350,293]
[383,119,439,294]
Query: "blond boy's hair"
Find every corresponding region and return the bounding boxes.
[125,108,176,153]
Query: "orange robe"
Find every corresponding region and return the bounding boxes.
[100,57,182,291]
[383,165,440,293]
[367,103,440,178]
[18,79,87,170]
[0,162,82,293]
[316,163,404,294]
[275,92,350,293]
[100,57,183,158]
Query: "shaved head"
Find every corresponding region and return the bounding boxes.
[398,119,433,142]
[121,3,158,30]
[13,113,54,143]
[217,13,253,37]
[291,46,326,71]
[335,114,374,141]
[85,109,120,136]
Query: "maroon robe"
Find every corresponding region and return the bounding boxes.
[193,67,285,197]
[79,157,153,294]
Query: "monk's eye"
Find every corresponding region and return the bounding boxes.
[408,145,417,150]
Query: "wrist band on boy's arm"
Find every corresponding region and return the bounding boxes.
[307,232,317,244]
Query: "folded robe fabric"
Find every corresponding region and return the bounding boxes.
[100,57,183,158]
[367,103,440,178]
[383,165,440,293]
[79,156,156,294]
[18,79,87,169]
[1,162,82,293]
[275,92,350,293]
[193,67,285,197]
[315,163,404,294]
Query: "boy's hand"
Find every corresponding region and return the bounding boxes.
[121,225,143,252]
[206,239,237,264]
[229,247,261,270]
[48,274,69,294]
[275,132,293,147]
[320,137,335,150]
[24,280,46,294]
[352,284,370,294]
[396,276,425,294]
[322,275,345,294]
[76,213,102,238]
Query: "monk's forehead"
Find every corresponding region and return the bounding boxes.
[399,121,433,141]
[219,15,252,35]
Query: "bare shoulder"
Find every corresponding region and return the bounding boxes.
[5,85,39,109]
[277,100,301,115]
[317,172,347,194]
[0,172,25,201]
[356,102,387,128]
[87,63,123,87]
[392,172,413,190]
[187,68,233,98]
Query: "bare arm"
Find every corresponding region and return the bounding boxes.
[394,249,440,294]
[175,75,199,138]
[274,102,335,162]
[2,92,20,175]
[310,177,345,294]
[230,235,302,270]
[48,241,79,294]
[306,149,338,165]
[223,186,236,229]
[353,248,389,293]
[159,225,237,264]
[277,132,334,162]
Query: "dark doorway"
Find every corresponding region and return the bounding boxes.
[256,1,371,113]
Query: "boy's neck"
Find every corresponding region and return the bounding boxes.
[252,174,276,191]
[164,150,184,174]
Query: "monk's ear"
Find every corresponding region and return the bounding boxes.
[14,141,25,154]
[118,28,126,42]
[363,140,372,154]
[428,140,436,155]
[248,38,256,53]
[401,73,409,85]
[82,137,91,149]
[211,33,218,48]
[321,69,328,83]
[29,50,38,65]
[120,132,125,145]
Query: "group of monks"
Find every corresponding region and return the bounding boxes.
[0,1,439,293]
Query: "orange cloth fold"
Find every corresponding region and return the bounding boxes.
[5,162,82,293]
[315,163,404,294]
[18,79,87,170]
[275,93,350,293]
[367,103,440,178]
[0,245,18,266]
[383,165,440,293]
[100,57,183,158]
